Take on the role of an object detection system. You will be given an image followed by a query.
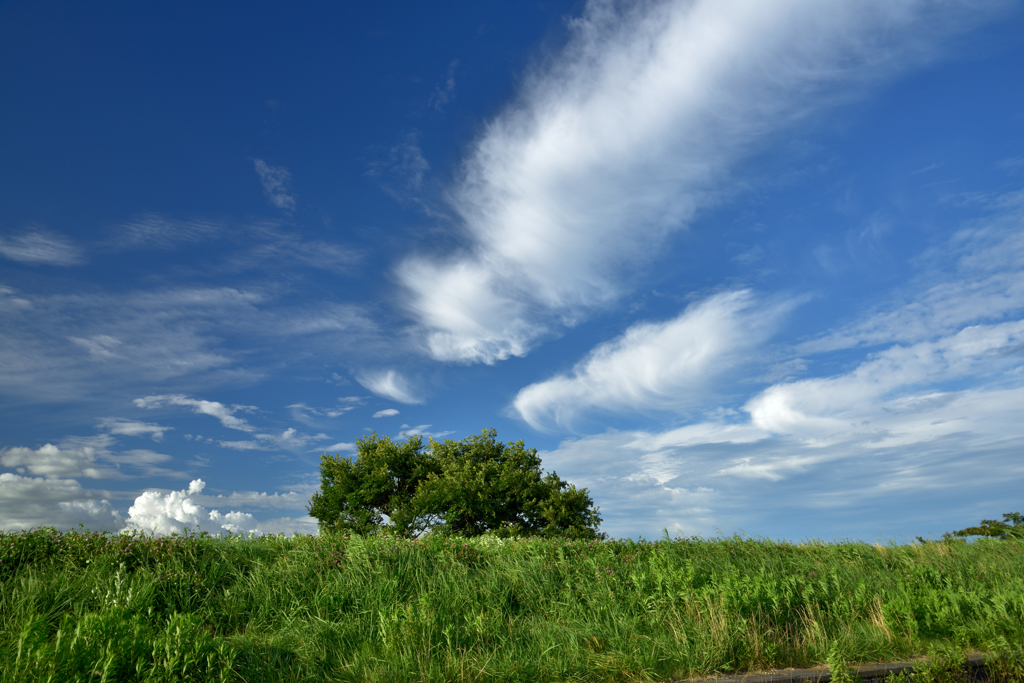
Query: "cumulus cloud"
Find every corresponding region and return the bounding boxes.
[123,479,264,537]
[0,473,123,532]
[0,438,180,480]
[0,474,315,536]
[513,290,793,430]
[253,159,296,211]
[134,394,256,432]
[356,370,423,405]
[400,0,1004,363]
[0,443,116,479]
[373,408,400,418]
[0,228,84,266]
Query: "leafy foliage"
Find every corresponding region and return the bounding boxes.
[943,512,1024,540]
[306,433,440,537]
[307,429,604,539]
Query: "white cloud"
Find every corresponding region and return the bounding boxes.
[801,193,1024,354]
[746,319,1024,446]
[216,440,263,451]
[513,290,792,430]
[0,436,182,480]
[398,424,454,440]
[253,159,296,211]
[542,387,1024,541]
[114,213,223,250]
[223,223,361,274]
[97,418,171,441]
[134,394,255,432]
[366,132,432,200]
[0,283,381,404]
[356,370,423,405]
[69,335,123,359]
[0,474,313,536]
[429,59,459,111]
[320,442,357,453]
[537,313,1024,539]
[0,473,123,532]
[0,443,116,479]
[373,408,400,418]
[400,0,1005,363]
[0,228,84,266]
[0,285,32,312]
[123,479,264,537]
[189,489,308,510]
[288,399,364,422]
[257,515,319,536]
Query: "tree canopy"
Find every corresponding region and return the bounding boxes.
[307,429,603,539]
[943,511,1023,540]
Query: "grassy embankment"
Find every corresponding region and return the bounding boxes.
[1,527,1022,682]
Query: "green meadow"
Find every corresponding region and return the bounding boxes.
[1,527,1022,682]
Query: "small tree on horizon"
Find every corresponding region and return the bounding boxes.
[307,429,604,539]
[943,511,1024,541]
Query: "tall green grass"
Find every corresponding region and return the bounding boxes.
[1,527,1022,682]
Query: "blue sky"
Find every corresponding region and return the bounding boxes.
[1,0,1022,541]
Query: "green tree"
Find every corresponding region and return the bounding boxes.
[307,429,604,539]
[306,433,440,537]
[943,511,1024,540]
[411,429,604,539]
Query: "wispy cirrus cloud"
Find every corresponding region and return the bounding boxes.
[356,370,423,405]
[0,227,84,266]
[253,159,296,212]
[400,0,1006,364]
[513,290,795,430]
[0,284,378,403]
[135,395,331,453]
[429,59,459,112]
[366,132,432,205]
[134,394,257,432]
[97,418,172,441]
[532,190,1024,540]
[113,213,223,250]
[110,214,360,274]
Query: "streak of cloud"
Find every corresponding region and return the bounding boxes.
[356,370,423,405]
[253,159,296,212]
[400,0,1005,364]
[0,228,84,266]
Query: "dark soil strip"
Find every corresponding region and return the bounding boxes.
[684,653,1019,683]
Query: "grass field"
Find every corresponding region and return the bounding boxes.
[1,527,1022,682]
